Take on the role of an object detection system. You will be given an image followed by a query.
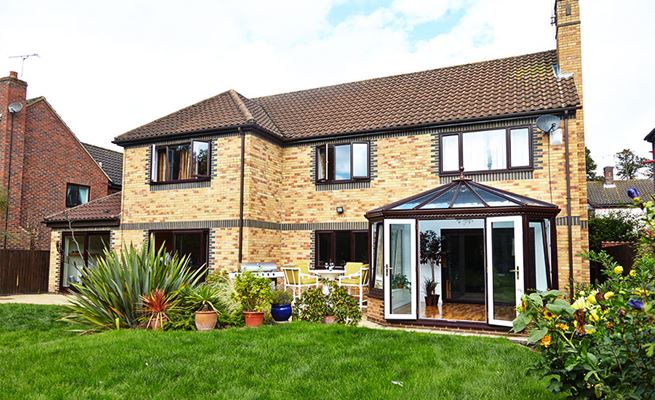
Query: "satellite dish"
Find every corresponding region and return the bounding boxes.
[536,114,560,134]
[8,102,23,113]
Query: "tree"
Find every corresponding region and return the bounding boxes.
[614,149,646,180]
[419,230,447,291]
[588,211,639,252]
[585,147,599,181]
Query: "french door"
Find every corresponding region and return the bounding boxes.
[384,219,416,319]
[486,216,524,327]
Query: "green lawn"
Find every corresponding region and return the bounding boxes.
[0,304,559,400]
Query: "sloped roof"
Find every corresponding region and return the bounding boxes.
[587,179,655,208]
[44,192,121,225]
[82,143,123,186]
[114,50,579,145]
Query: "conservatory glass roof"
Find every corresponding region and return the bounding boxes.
[366,175,559,217]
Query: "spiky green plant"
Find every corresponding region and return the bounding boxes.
[63,241,204,331]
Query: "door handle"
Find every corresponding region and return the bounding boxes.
[510,267,520,280]
[385,264,391,276]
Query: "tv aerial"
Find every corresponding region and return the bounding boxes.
[8,53,40,77]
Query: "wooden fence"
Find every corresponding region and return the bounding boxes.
[0,250,50,295]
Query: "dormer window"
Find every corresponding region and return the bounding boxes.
[151,140,210,183]
[316,142,369,183]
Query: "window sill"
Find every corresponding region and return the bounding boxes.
[316,178,370,185]
[149,179,211,191]
[439,167,533,177]
[150,177,210,185]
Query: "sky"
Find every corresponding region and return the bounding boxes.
[1,0,654,175]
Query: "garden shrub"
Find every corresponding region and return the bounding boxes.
[232,272,272,312]
[514,193,655,399]
[293,281,362,325]
[64,242,204,330]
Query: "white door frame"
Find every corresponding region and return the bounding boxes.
[384,219,417,320]
[486,216,524,327]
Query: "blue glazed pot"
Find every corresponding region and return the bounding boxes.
[271,304,292,322]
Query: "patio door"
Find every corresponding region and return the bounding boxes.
[384,219,416,319]
[486,216,524,327]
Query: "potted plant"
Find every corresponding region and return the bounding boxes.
[188,284,220,331]
[270,289,293,323]
[141,288,175,330]
[233,272,272,327]
[423,278,439,307]
[391,273,410,289]
[420,230,447,305]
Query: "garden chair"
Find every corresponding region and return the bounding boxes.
[338,263,370,308]
[282,266,319,302]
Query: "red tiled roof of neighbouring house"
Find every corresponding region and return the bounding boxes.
[114,50,580,145]
[43,192,121,225]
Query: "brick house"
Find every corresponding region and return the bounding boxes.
[0,72,121,251]
[47,0,588,330]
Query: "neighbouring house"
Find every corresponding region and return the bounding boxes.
[47,0,588,331]
[0,72,122,251]
[587,166,655,216]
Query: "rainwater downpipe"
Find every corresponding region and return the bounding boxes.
[238,127,245,264]
[3,111,16,249]
[563,111,574,298]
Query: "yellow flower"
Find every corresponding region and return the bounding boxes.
[572,297,587,310]
[630,269,637,277]
[589,310,599,323]
[556,323,569,331]
[587,294,597,305]
[540,335,552,348]
[614,266,624,275]
[604,291,614,300]
[543,309,556,320]
[585,326,596,335]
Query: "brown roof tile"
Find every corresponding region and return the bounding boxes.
[114,50,579,144]
[44,192,121,224]
[587,179,655,208]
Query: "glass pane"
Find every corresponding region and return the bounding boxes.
[334,145,351,180]
[156,148,167,181]
[193,141,210,176]
[421,187,457,209]
[66,185,89,207]
[373,223,383,289]
[451,184,484,208]
[62,235,86,287]
[389,223,412,314]
[530,222,548,291]
[335,231,351,266]
[463,129,507,171]
[317,232,332,268]
[392,191,435,210]
[491,221,517,322]
[167,144,191,181]
[352,143,369,177]
[472,186,517,207]
[153,231,174,254]
[441,135,459,171]
[510,128,530,167]
[317,146,327,180]
[87,234,109,268]
[176,232,204,269]
[353,232,369,263]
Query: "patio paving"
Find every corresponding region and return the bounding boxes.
[0,294,71,305]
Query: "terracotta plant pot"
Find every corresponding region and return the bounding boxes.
[195,310,217,331]
[243,311,265,327]
[323,315,336,324]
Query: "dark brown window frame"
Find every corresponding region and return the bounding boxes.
[315,141,370,184]
[59,231,110,290]
[150,140,211,184]
[315,229,370,268]
[150,229,209,270]
[65,183,91,208]
[439,126,533,175]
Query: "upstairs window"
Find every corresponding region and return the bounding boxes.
[66,184,90,208]
[151,140,210,183]
[440,127,531,174]
[316,142,369,183]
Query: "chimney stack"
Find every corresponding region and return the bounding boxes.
[9,71,17,79]
[603,166,615,188]
[554,0,583,105]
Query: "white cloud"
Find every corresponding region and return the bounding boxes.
[1,0,653,175]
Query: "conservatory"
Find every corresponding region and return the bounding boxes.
[365,174,560,328]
